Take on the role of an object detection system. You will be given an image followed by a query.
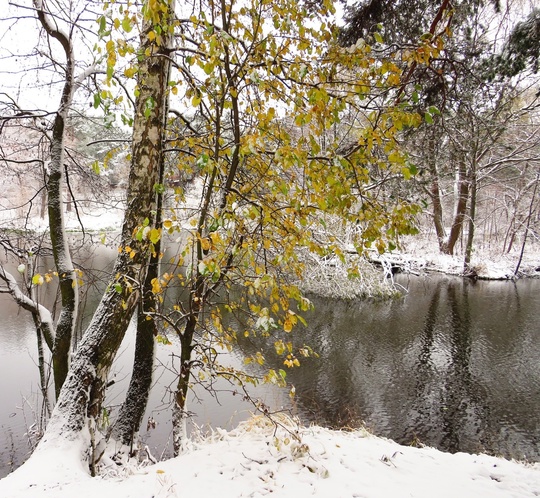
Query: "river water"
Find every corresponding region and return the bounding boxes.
[285,275,540,461]
[1,254,539,477]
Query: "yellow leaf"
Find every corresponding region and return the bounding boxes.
[124,66,137,78]
[32,274,44,286]
[151,278,162,294]
[149,228,161,245]
[283,318,293,332]
[201,237,211,252]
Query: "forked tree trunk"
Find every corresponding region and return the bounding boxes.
[37,0,174,472]
[441,154,469,255]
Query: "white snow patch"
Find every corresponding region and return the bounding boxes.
[384,235,540,280]
[1,415,539,498]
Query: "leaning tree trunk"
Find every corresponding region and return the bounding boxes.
[37,0,173,473]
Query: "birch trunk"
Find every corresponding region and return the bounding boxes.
[37,0,174,470]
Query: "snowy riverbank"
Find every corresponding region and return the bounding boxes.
[0,415,539,498]
[372,233,540,281]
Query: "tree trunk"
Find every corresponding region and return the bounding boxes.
[463,162,477,274]
[423,127,446,251]
[112,165,165,449]
[34,0,79,399]
[172,306,199,455]
[441,154,469,255]
[37,0,173,471]
[514,171,539,276]
[431,175,446,250]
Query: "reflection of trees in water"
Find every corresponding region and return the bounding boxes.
[439,280,490,453]
[407,280,441,443]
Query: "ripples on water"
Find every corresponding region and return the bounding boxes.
[281,276,540,462]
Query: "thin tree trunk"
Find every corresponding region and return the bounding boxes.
[464,163,477,274]
[424,128,445,251]
[171,16,244,452]
[430,165,446,251]
[34,0,79,399]
[514,171,539,276]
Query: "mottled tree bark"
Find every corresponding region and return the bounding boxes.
[113,185,164,448]
[39,0,174,471]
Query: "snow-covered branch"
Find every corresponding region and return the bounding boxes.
[0,265,55,349]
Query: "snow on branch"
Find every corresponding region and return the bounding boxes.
[0,265,55,348]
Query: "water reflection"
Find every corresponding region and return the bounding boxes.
[266,276,540,462]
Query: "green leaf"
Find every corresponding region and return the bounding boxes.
[98,15,107,38]
[401,166,411,180]
[196,153,209,168]
[424,112,433,124]
[156,334,172,345]
[114,283,122,293]
[374,32,383,44]
[93,93,101,109]
[122,16,132,33]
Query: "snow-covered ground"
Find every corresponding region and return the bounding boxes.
[0,414,538,498]
[375,233,540,280]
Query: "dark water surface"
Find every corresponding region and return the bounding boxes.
[286,275,540,461]
[1,260,539,477]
